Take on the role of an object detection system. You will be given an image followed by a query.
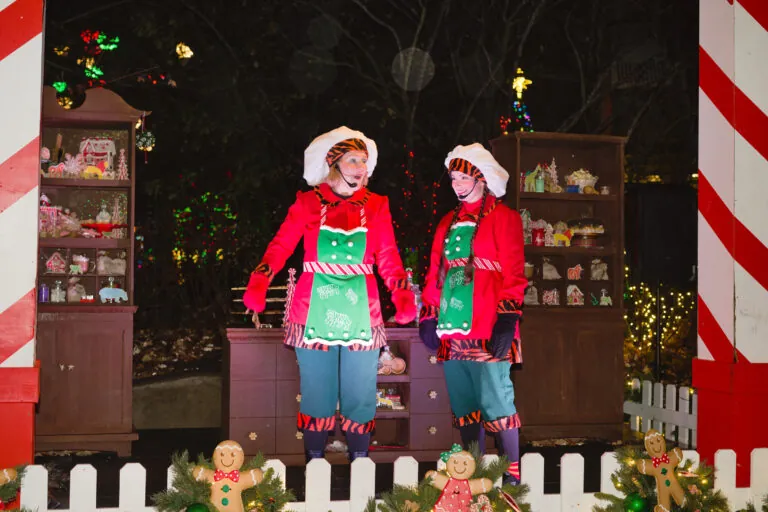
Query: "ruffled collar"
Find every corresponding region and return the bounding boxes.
[314,183,370,207]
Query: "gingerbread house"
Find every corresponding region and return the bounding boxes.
[79,137,116,169]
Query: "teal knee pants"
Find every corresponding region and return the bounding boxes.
[443,360,517,423]
[295,346,379,430]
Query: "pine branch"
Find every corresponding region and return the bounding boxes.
[241,452,267,472]
[0,466,26,504]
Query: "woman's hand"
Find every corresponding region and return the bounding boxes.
[488,313,520,359]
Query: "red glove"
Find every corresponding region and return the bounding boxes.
[392,288,417,325]
[243,272,269,312]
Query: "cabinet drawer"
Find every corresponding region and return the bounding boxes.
[409,414,453,450]
[229,380,276,418]
[276,345,300,379]
[275,379,301,417]
[408,343,443,379]
[410,378,450,414]
[230,343,276,381]
[229,418,276,456]
[275,416,304,455]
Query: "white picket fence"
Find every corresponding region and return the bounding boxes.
[624,378,698,448]
[18,449,768,512]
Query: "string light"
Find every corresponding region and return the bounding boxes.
[624,262,696,379]
[172,191,237,270]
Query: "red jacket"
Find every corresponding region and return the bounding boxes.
[256,184,409,327]
[421,199,526,358]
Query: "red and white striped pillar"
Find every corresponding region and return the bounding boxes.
[696,0,768,487]
[0,0,44,467]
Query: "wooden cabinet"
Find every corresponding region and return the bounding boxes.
[35,310,135,454]
[225,328,499,463]
[34,87,143,455]
[490,131,626,441]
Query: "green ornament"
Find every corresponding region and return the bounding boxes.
[623,493,648,512]
[186,504,208,512]
[221,497,230,506]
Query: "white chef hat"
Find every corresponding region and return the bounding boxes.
[303,126,378,186]
[444,143,509,198]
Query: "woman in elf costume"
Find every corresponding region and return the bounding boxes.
[419,143,526,485]
[243,126,417,463]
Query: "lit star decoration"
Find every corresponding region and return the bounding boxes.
[511,68,532,99]
[500,68,534,134]
[176,42,194,59]
[52,81,67,93]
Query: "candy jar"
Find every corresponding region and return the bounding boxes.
[51,280,66,303]
[38,283,50,303]
[95,202,112,224]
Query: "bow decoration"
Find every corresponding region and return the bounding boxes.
[652,453,670,468]
[440,444,464,463]
[213,469,240,482]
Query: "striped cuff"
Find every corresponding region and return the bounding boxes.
[253,262,274,280]
[340,415,375,434]
[452,410,482,427]
[484,413,521,432]
[297,412,336,432]
[420,304,439,321]
[507,461,520,479]
[388,277,410,291]
[497,299,522,314]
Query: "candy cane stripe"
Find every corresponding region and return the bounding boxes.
[303,262,373,275]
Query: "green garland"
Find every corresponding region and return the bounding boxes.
[592,446,729,512]
[364,443,531,511]
[151,451,294,512]
[0,466,25,506]
[738,495,768,512]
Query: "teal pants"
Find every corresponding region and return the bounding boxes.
[443,360,517,421]
[295,346,379,426]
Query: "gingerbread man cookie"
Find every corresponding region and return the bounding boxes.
[193,440,263,512]
[0,467,17,485]
[637,429,686,512]
[425,445,493,512]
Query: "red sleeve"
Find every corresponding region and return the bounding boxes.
[253,192,306,282]
[494,206,526,313]
[419,215,452,321]
[371,197,410,291]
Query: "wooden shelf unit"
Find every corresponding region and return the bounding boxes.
[35,86,146,456]
[489,131,626,441]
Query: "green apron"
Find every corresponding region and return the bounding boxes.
[437,222,476,336]
[304,213,373,345]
